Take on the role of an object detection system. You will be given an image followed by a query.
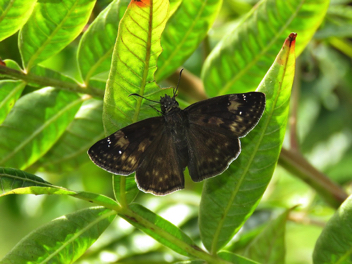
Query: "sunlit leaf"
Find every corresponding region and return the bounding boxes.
[202,0,329,97]
[20,0,96,71]
[0,207,116,264]
[104,0,170,135]
[0,88,84,169]
[0,0,36,42]
[199,34,296,252]
[155,0,222,81]
[104,0,171,203]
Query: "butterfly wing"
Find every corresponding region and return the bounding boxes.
[184,92,265,181]
[135,128,187,195]
[88,117,164,175]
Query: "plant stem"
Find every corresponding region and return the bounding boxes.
[0,65,104,98]
[73,191,229,263]
[119,176,128,208]
[118,207,232,264]
[279,147,348,208]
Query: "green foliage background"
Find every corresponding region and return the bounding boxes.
[0,0,352,263]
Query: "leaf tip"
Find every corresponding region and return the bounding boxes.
[286,32,297,48]
[276,33,297,65]
[130,0,150,8]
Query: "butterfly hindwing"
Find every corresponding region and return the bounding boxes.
[136,128,187,195]
[186,124,241,182]
[88,117,164,175]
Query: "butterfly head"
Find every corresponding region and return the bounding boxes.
[160,94,179,114]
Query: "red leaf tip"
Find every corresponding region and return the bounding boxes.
[131,0,150,7]
[288,32,297,46]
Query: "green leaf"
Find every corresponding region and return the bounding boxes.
[218,251,260,264]
[313,194,352,264]
[3,59,22,71]
[0,0,36,41]
[0,207,116,264]
[78,0,128,84]
[34,99,104,173]
[122,203,197,257]
[155,0,222,82]
[201,0,329,97]
[103,0,170,135]
[0,167,52,195]
[0,167,119,209]
[0,87,83,169]
[0,80,26,124]
[243,209,290,264]
[19,0,96,71]
[199,34,296,252]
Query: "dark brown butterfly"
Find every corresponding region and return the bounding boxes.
[88,88,265,195]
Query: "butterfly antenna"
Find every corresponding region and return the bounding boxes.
[174,69,184,97]
[129,93,160,104]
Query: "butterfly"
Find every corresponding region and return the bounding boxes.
[88,86,265,195]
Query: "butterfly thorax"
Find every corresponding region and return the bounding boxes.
[159,95,189,162]
[160,94,187,133]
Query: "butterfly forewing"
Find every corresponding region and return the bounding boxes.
[184,92,265,181]
[185,92,265,138]
[88,117,164,175]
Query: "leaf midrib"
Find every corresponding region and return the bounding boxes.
[132,1,154,122]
